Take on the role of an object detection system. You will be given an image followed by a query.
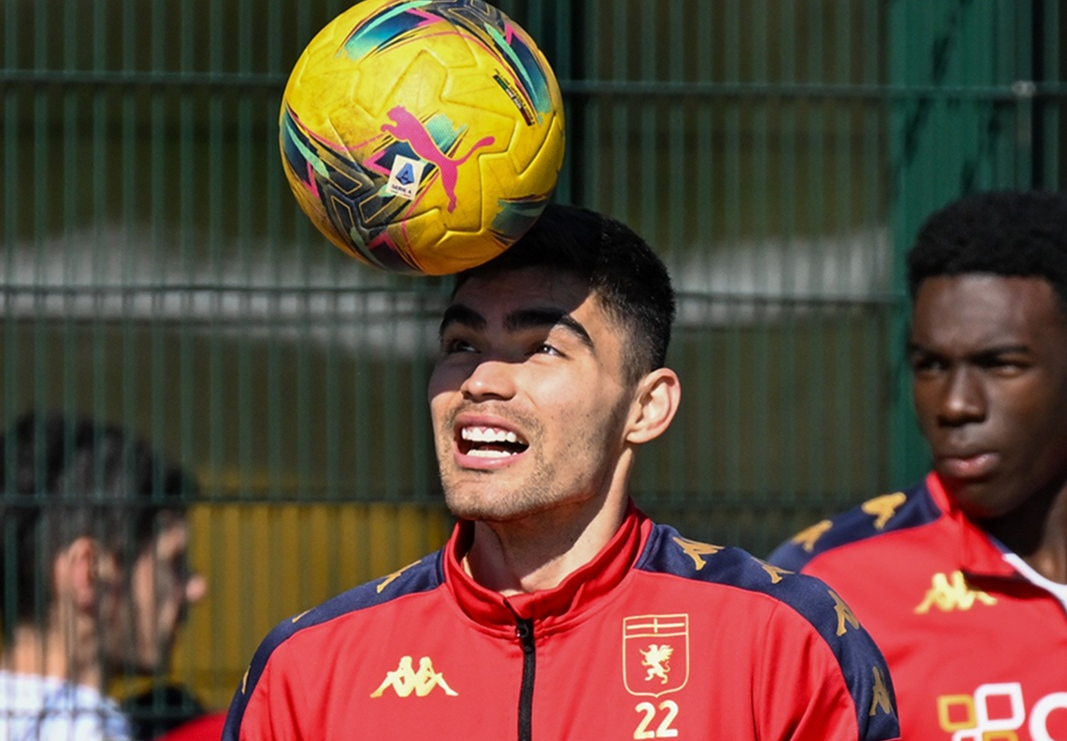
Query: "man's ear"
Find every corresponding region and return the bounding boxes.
[625,367,681,445]
[54,536,103,611]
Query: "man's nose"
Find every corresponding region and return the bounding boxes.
[459,358,519,401]
[185,572,208,604]
[938,367,985,426]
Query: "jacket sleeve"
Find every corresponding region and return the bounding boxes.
[222,629,312,741]
[755,578,901,741]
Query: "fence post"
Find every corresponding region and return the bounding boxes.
[886,0,1033,487]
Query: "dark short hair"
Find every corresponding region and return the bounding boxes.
[907,189,1067,312]
[453,204,676,383]
[0,411,198,633]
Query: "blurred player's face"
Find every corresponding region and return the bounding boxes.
[101,519,207,673]
[429,267,638,524]
[909,275,1067,519]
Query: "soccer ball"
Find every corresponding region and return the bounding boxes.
[279,0,566,276]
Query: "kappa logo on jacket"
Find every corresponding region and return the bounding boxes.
[860,492,907,529]
[914,571,997,614]
[671,536,723,569]
[370,656,458,698]
[790,520,833,552]
[829,590,861,636]
[870,667,895,717]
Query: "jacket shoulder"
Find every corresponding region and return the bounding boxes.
[640,523,900,741]
[223,549,444,736]
[637,522,861,623]
[766,480,941,571]
[636,523,901,740]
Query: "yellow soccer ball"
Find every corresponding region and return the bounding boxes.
[280,0,566,275]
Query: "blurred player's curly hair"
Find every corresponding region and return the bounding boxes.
[908,189,1067,312]
[0,410,197,637]
[453,203,676,385]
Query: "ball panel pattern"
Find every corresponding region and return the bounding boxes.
[280,0,565,275]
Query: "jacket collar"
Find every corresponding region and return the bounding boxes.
[443,502,651,633]
[926,472,1020,580]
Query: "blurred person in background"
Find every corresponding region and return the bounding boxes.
[768,189,1067,741]
[0,411,208,741]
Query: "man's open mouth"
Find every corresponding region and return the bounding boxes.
[459,426,530,458]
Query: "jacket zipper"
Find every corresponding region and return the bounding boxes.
[516,618,536,741]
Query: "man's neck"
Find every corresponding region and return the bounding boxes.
[3,622,102,689]
[464,496,629,595]
[983,481,1067,584]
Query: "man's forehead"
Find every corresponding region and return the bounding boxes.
[911,274,1067,346]
[450,266,593,315]
[914,274,1058,318]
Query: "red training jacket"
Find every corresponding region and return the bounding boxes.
[226,504,900,740]
[769,473,1067,741]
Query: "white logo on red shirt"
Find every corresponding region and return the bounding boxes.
[937,683,1067,740]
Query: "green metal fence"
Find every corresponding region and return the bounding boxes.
[2,0,1064,716]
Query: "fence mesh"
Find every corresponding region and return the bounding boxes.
[2,0,1063,716]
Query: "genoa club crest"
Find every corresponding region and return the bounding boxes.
[623,614,690,697]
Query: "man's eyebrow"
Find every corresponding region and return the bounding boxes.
[906,339,1032,357]
[505,308,594,350]
[438,304,485,339]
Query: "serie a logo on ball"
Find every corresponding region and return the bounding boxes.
[279,0,566,276]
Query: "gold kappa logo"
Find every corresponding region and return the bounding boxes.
[860,492,907,529]
[914,571,997,614]
[672,536,723,570]
[370,656,458,698]
[869,666,895,717]
[829,590,860,636]
[760,561,791,584]
[791,520,832,552]
[623,614,689,697]
[376,560,421,594]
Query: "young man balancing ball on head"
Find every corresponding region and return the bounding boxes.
[224,204,900,740]
[769,189,1067,741]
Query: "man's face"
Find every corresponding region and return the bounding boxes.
[428,267,639,523]
[908,274,1067,519]
[101,519,206,673]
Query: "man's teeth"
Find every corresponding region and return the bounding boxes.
[467,448,513,458]
[460,426,526,457]
[461,427,523,444]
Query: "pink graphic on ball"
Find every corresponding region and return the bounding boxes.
[380,105,494,212]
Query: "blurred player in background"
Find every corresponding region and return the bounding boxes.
[0,411,208,741]
[224,204,900,740]
[768,189,1067,741]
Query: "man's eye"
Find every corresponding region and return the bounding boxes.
[534,343,561,356]
[909,356,945,374]
[442,338,476,353]
[984,357,1028,375]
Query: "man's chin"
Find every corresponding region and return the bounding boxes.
[444,495,537,524]
[441,466,557,523]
